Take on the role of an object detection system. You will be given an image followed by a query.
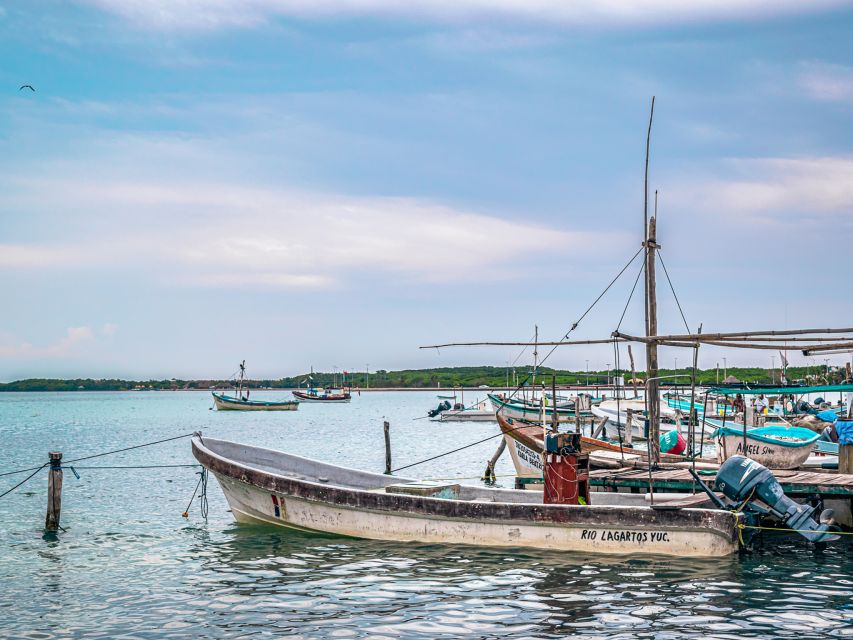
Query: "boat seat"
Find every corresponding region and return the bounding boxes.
[384,481,461,500]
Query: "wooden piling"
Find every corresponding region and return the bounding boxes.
[484,438,506,483]
[383,421,392,475]
[840,444,852,475]
[45,452,63,532]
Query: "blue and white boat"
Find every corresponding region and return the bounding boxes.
[712,425,820,469]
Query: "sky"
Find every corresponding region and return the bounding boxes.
[1,1,853,381]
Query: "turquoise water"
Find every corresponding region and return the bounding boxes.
[0,391,851,639]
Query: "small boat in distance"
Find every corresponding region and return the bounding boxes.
[212,361,299,411]
[292,387,352,403]
[431,399,496,422]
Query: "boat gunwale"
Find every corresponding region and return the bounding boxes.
[192,435,740,537]
[212,392,299,408]
[711,425,821,448]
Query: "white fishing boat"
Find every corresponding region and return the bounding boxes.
[488,393,579,423]
[212,360,299,411]
[292,388,352,403]
[712,425,821,469]
[591,399,683,439]
[212,393,299,411]
[192,434,742,557]
[433,399,496,422]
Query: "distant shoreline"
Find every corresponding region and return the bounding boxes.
[0,363,837,392]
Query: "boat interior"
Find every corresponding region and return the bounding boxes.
[197,436,696,509]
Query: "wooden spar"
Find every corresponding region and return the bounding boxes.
[532,325,539,392]
[420,333,853,350]
[688,326,701,457]
[383,421,392,475]
[645,218,660,464]
[803,344,853,355]
[642,96,660,467]
[613,331,853,351]
[551,375,559,432]
[628,345,638,398]
[614,328,853,342]
[45,452,63,533]
[419,338,628,349]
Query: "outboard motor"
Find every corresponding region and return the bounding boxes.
[427,400,451,418]
[715,455,839,543]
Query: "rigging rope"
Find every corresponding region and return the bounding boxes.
[499,246,646,405]
[391,424,533,473]
[616,257,646,333]
[657,250,691,334]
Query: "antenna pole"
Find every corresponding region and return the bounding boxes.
[643,97,661,464]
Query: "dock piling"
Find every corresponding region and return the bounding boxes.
[45,452,63,533]
[484,438,506,483]
[383,421,392,475]
[840,444,852,475]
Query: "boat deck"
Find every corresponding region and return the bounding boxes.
[590,467,853,498]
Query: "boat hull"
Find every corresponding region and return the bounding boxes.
[193,436,740,558]
[292,391,351,403]
[434,410,496,422]
[212,393,299,411]
[714,426,819,469]
[488,394,577,422]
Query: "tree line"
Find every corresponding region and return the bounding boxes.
[0,364,844,391]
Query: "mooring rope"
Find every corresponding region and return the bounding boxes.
[70,464,201,470]
[182,468,208,519]
[1,432,199,478]
[0,464,47,499]
[64,432,197,464]
[391,424,534,473]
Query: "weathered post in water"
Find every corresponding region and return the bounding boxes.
[484,438,506,483]
[839,444,852,474]
[383,421,392,475]
[45,452,63,532]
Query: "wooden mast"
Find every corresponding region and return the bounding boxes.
[643,97,660,464]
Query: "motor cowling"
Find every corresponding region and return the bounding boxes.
[715,455,838,543]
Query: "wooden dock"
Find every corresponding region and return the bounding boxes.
[590,467,853,498]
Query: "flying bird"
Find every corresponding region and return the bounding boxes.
[19,85,35,92]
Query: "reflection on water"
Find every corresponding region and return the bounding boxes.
[0,392,851,638]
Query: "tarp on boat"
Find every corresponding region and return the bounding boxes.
[709,384,853,395]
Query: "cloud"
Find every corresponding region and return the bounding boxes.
[668,156,853,219]
[0,326,96,359]
[1,178,607,289]
[101,323,119,337]
[80,0,848,31]
[797,61,853,103]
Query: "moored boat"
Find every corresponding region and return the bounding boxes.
[496,413,712,476]
[292,388,352,403]
[488,393,580,423]
[212,392,299,411]
[712,425,821,469]
[212,360,299,411]
[192,434,742,557]
[433,399,496,422]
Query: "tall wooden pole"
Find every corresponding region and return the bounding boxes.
[383,421,392,475]
[45,452,63,532]
[551,375,559,432]
[643,97,660,464]
[646,216,660,463]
